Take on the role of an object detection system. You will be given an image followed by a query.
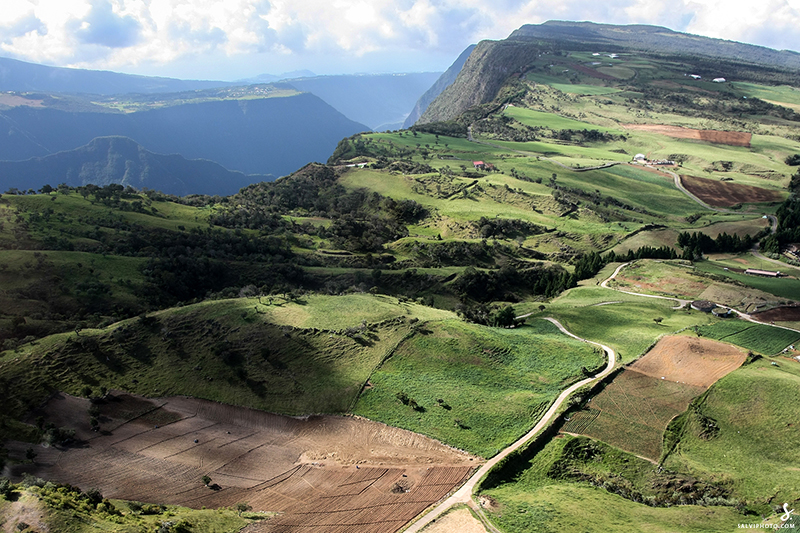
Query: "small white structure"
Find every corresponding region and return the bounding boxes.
[690,74,702,79]
[633,154,646,162]
[713,77,726,83]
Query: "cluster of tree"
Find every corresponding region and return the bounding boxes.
[677,231,754,258]
[605,245,679,263]
[453,263,575,304]
[762,195,800,253]
[474,217,547,240]
[328,134,414,162]
[407,240,498,268]
[785,154,800,166]
[551,129,624,143]
[471,114,539,142]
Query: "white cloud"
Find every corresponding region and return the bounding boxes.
[1,0,800,79]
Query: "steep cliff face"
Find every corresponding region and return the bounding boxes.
[403,45,476,128]
[416,39,542,125]
[416,20,800,126]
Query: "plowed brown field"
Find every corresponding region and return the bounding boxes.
[622,124,752,147]
[629,336,747,387]
[12,394,476,533]
[681,174,784,207]
[753,306,800,322]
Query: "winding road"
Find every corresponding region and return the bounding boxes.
[403,319,616,533]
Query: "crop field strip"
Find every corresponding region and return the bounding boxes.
[562,336,746,460]
[698,321,800,354]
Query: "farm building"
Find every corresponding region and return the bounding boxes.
[691,300,717,313]
[473,161,495,171]
[690,74,702,79]
[712,307,732,317]
[744,269,781,277]
[633,154,646,162]
[713,77,726,83]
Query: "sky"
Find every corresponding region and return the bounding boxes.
[1,0,800,81]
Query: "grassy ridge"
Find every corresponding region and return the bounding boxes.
[354,318,604,457]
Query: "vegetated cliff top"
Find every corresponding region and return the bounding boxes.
[418,20,800,125]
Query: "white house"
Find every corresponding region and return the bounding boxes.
[713,77,726,83]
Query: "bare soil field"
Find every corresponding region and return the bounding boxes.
[629,336,747,387]
[681,174,784,207]
[420,506,487,533]
[11,393,476,533]
[562,336,746,460]
[622,124,752,147]
[752,306,800,322]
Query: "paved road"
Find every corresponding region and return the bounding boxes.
[403,318,616,533]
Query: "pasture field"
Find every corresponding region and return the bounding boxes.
[480,435,757,533]
[526,72,621,95]
[608,260,709,299]
[353,318,604,457]
[255,293,455,330]
[8,394,475,533]
[502,107,621,132]
[693,261,800,302]
[696,320,800,355]
[663,358,800,513]
[545,291,717,363]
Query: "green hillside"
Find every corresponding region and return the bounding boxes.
[3,22,800,533]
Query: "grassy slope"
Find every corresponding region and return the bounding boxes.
[0,294,449,428]
[354,318,604,457]
[664,358,800,513]
[482,436,753,533]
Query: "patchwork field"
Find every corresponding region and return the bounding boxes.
[622,124,752,147]
[11,393,476,533]
[562,336,746,460]
[697,320,800,355]
[681,174,784,207]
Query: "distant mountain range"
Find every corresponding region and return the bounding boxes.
[0,56,234,95]
[0,88,368,186]
[0,136,264,196]
[286,72,442,130]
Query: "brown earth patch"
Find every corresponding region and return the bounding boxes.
[629,335,747,388]
[622,124,752,147]
[681,174,784,207]
[418,506,487,533]
[752,306,800,322]
[10,393,477,533]
[0,94,45,108]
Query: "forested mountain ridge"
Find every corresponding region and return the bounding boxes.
[0,90,369,190]
[0,136,263,196]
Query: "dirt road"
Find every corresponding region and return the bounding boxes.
[403,319,616,533]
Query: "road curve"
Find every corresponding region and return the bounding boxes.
[601,262,691,309]
[403,318,616,533]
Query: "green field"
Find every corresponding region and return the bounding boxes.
[544,287,718,363]
[664,358,800,514]
[354,318,604,457]
[0,486,253,533]
[526,73,621,95]
[480,435,758,533]
[697,320,800,355]
[503,107,621,132]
